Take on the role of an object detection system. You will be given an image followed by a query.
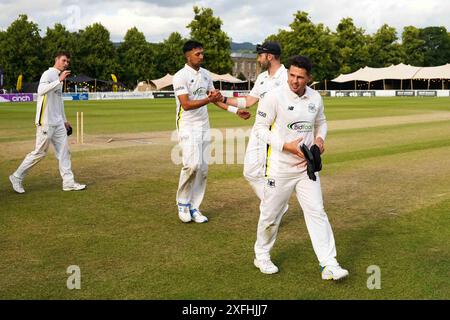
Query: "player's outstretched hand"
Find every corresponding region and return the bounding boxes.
[237,109,251,120]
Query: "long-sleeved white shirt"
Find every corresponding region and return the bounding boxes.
[35,67,66,126]
[253,83,327,178]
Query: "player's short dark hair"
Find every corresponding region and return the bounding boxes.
[287,55,312,74]
[55,51,71,59]
[183,40,203,53]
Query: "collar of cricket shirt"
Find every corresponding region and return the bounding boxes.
[285,83,311,101]
[50,67,61,73]
[185,64,201,75]
[266,64,286,80]
[273,64,286,79]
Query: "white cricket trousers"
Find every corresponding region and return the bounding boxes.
[13,124,75,185]
[176,127,210,210]
[243,129,266,200]
[254,172,339,267]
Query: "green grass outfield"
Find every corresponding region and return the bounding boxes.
[0,97,449,299]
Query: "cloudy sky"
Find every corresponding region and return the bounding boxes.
[0,0,449,43]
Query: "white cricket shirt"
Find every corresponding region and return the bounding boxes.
[173,64,215,129]
[35,67,67,126]
[253,83,327,178]
[249,65,287,100]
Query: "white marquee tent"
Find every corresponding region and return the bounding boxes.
[134,72,246,92]
[332,63,450,89]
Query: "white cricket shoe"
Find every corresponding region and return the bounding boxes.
[178,204,192,223]
[254,258,279,274]
[190,209,208,223]
[63,182,87,191]
[9,175,25,194]
[321,265,349,280]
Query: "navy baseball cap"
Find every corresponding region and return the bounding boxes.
[256,41,281,55]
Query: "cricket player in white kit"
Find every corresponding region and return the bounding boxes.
[173,40,250,223]
[252,55,348,280]
[9,51,86,193]
[224,42,287,200]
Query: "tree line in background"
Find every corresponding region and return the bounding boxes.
[0,7,449,90]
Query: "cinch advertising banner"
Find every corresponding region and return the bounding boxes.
[0,93,34,103]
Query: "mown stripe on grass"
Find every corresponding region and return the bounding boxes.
[329,119,450,136]
[325,138,450,164]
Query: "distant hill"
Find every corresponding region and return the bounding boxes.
[113,41,256,53]
[231,42,256,53]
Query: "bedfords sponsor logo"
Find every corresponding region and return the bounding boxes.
[287,121,313,132]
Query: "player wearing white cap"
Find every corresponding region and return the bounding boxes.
[9,51,86,194]
[173,40,250,224]
[252,55,349,280]
[224,42,287,200]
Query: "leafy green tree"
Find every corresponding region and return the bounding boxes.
[0,29,6,88]
[153,32,186,78]
[420,27,450,66]
[401,26,426,66]
[367,24,405,67]
[42,23,79,70]
[334,18,370,74]
[77,23,118,81]
[117,27,156,87]
[187,6,233,74]
[0,14,43,88]
[265,11,338,81]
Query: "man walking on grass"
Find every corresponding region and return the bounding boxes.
[9,51,86,194]
[252,55,348,280]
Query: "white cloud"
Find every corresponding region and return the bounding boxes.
[0,0,448,43]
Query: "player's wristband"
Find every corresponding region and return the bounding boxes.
[227,106,238,114]
[237,98,246,109]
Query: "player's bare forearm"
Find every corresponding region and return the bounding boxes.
[213,102,251,120]
[226,96,258,108]
[214,101,228,111]
[178,91,222,111]
[178,97,209,110]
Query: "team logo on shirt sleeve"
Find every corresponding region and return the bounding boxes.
[287,121,313,132]
[175,86,186,92]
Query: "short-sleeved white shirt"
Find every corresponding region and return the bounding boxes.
[173,64,214,129]
[249,65,287,100]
